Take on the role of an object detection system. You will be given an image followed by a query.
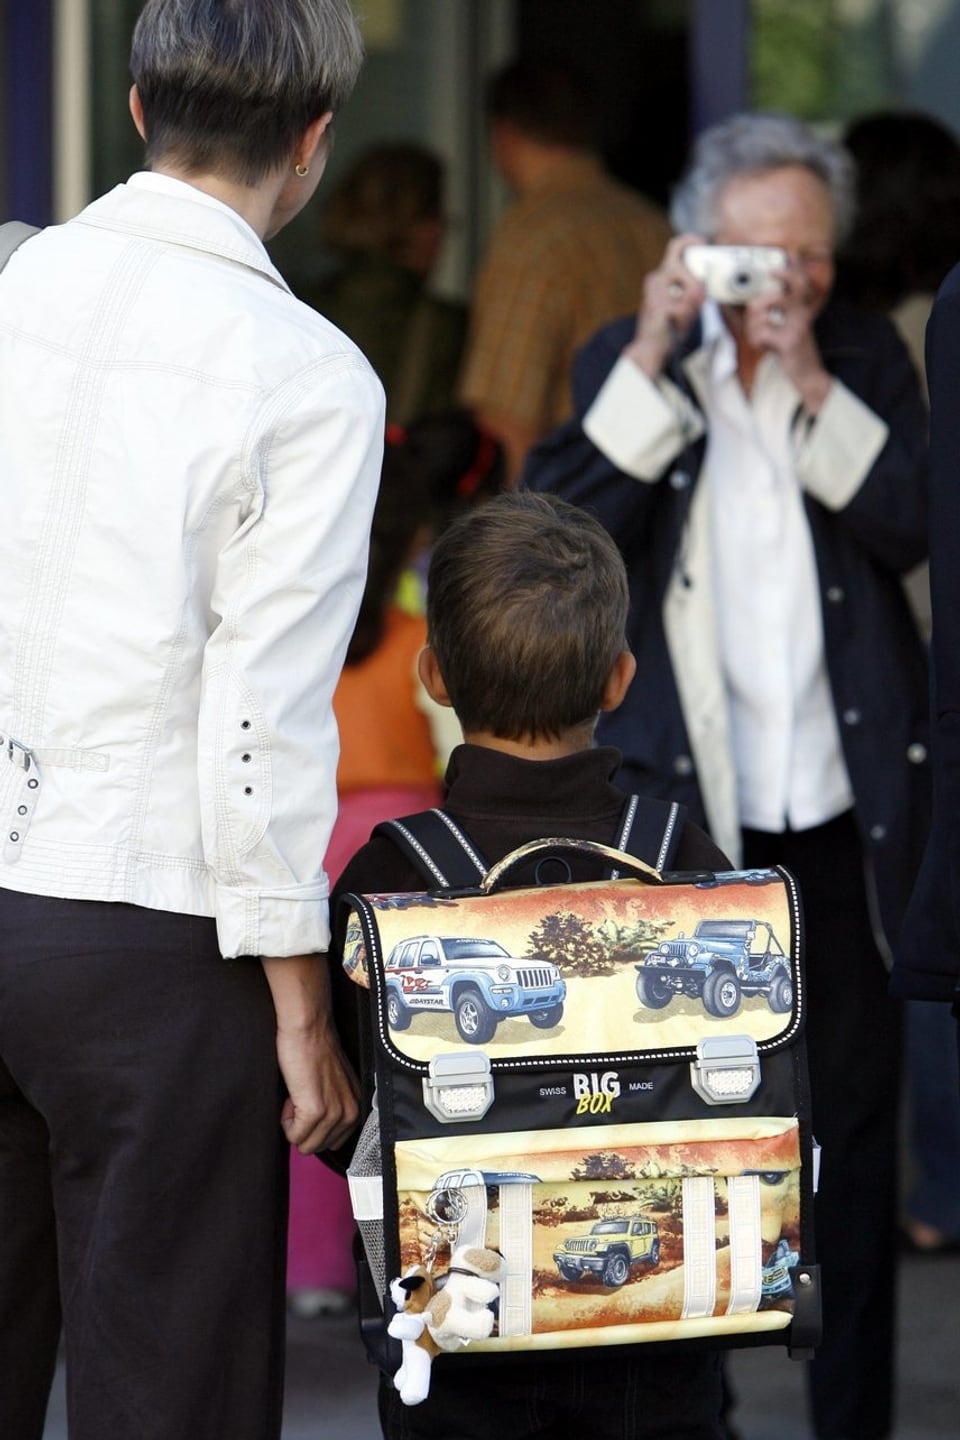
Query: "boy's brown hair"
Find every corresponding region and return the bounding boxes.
[426,492,629,740]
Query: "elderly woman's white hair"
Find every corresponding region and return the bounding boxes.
[670,112,857,245]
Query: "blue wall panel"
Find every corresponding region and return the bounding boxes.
[4,0,53,224]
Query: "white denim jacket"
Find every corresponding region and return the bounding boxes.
[0,174,384,957]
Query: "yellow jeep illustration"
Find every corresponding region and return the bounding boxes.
[553,1216,661,1288]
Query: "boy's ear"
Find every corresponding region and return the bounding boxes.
[600,649,637,714]
[418,645,453,708]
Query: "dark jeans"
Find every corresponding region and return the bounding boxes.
[904,998,960,1238]
[743,812,902,1440]
[379,1349,725,1440]
[0,890,288,1440]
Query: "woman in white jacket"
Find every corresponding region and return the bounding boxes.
[0,3,384,1438]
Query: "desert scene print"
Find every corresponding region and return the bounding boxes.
[394,1117,801,1347]
[343,870,799,1063]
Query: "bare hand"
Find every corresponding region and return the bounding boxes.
[261,952,361,1154]
[275,1020,360,1154]
[744,263,831,414]
[624,233,706,378]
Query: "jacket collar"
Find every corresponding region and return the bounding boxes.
[73,172,292,296]
[443,743,627,821]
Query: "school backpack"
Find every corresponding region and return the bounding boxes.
[339,801,821,1388]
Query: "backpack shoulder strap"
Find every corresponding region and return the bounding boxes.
[375,796,687,889]
[373,808,490,890]
[0,222,40,272]
[613,795,686,875]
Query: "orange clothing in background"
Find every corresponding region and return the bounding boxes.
[334,606,437,793]
[289,604,439,1306]
[459,155,670,438]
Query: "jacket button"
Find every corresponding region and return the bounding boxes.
[669,469,691,490]
[9,832,19,843]
[870,824,887,841]
[842,708,861,726]
[673,754,694,776]
[241,752,252,762]
[17,806,27,816]
[907,742,927,764]
[826,585,845,603]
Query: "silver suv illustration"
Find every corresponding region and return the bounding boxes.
[384,934,566,1044]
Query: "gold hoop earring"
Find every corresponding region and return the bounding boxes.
[295,162,309,178]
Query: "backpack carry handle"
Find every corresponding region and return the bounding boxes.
[480,836,664,893]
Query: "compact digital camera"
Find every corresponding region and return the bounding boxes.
[683,244,787,303]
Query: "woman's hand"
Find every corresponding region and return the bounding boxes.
[745,262,832,415]
[261,953,361,1154]
[622,233,706,379]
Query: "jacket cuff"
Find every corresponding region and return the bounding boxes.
[215,880,331,959]
[794,379,889,510]
[584,356,704,479]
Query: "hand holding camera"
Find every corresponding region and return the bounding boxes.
[627,237,829,414]
[625,233,707,379]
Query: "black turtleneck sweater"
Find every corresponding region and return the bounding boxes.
[331,742,728,941]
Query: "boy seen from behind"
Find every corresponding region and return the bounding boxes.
[332,491,729,1440]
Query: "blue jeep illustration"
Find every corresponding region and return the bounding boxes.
[384,934,566,1044]
[635,918,793,1019]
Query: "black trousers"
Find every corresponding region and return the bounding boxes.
[0,890,289,1440]
[379,1348,725,1440]
[743,812,902,1440]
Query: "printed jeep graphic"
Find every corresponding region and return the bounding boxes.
[635,918,793,1019]
[427,1167,541,1223]
[383,934,566,1044]
[554,1216,661,1288]
[761,1237,799,1299]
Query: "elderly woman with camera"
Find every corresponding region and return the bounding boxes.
[527,112,929,1440]
[0,3,383,1438]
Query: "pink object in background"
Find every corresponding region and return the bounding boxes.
[286,785,441,1309]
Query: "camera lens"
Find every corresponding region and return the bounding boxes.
[733,269,752,294]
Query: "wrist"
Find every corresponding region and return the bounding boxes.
[794,369,831,417]
[622,333,666,380]
[261,952,333,1033]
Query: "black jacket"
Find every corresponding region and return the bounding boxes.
[896,266,960,1003]
[525,302,930,953]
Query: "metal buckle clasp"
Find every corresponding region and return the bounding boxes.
[422,1051,494,1124]
[7,738,33,772]
[690,1035,761,1106]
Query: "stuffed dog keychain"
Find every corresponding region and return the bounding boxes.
[387,1246,505,1405]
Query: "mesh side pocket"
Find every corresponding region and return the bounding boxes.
[347,1100,386,1306]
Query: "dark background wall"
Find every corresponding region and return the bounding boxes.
[516,0,692,208]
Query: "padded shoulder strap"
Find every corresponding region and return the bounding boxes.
[614,795,686,875]
[373,808,489,890]
[0,221,40,271]
[376,797,687,889]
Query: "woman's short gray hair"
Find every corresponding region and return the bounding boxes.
[131,0,364,185]
[670,112,857,245]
